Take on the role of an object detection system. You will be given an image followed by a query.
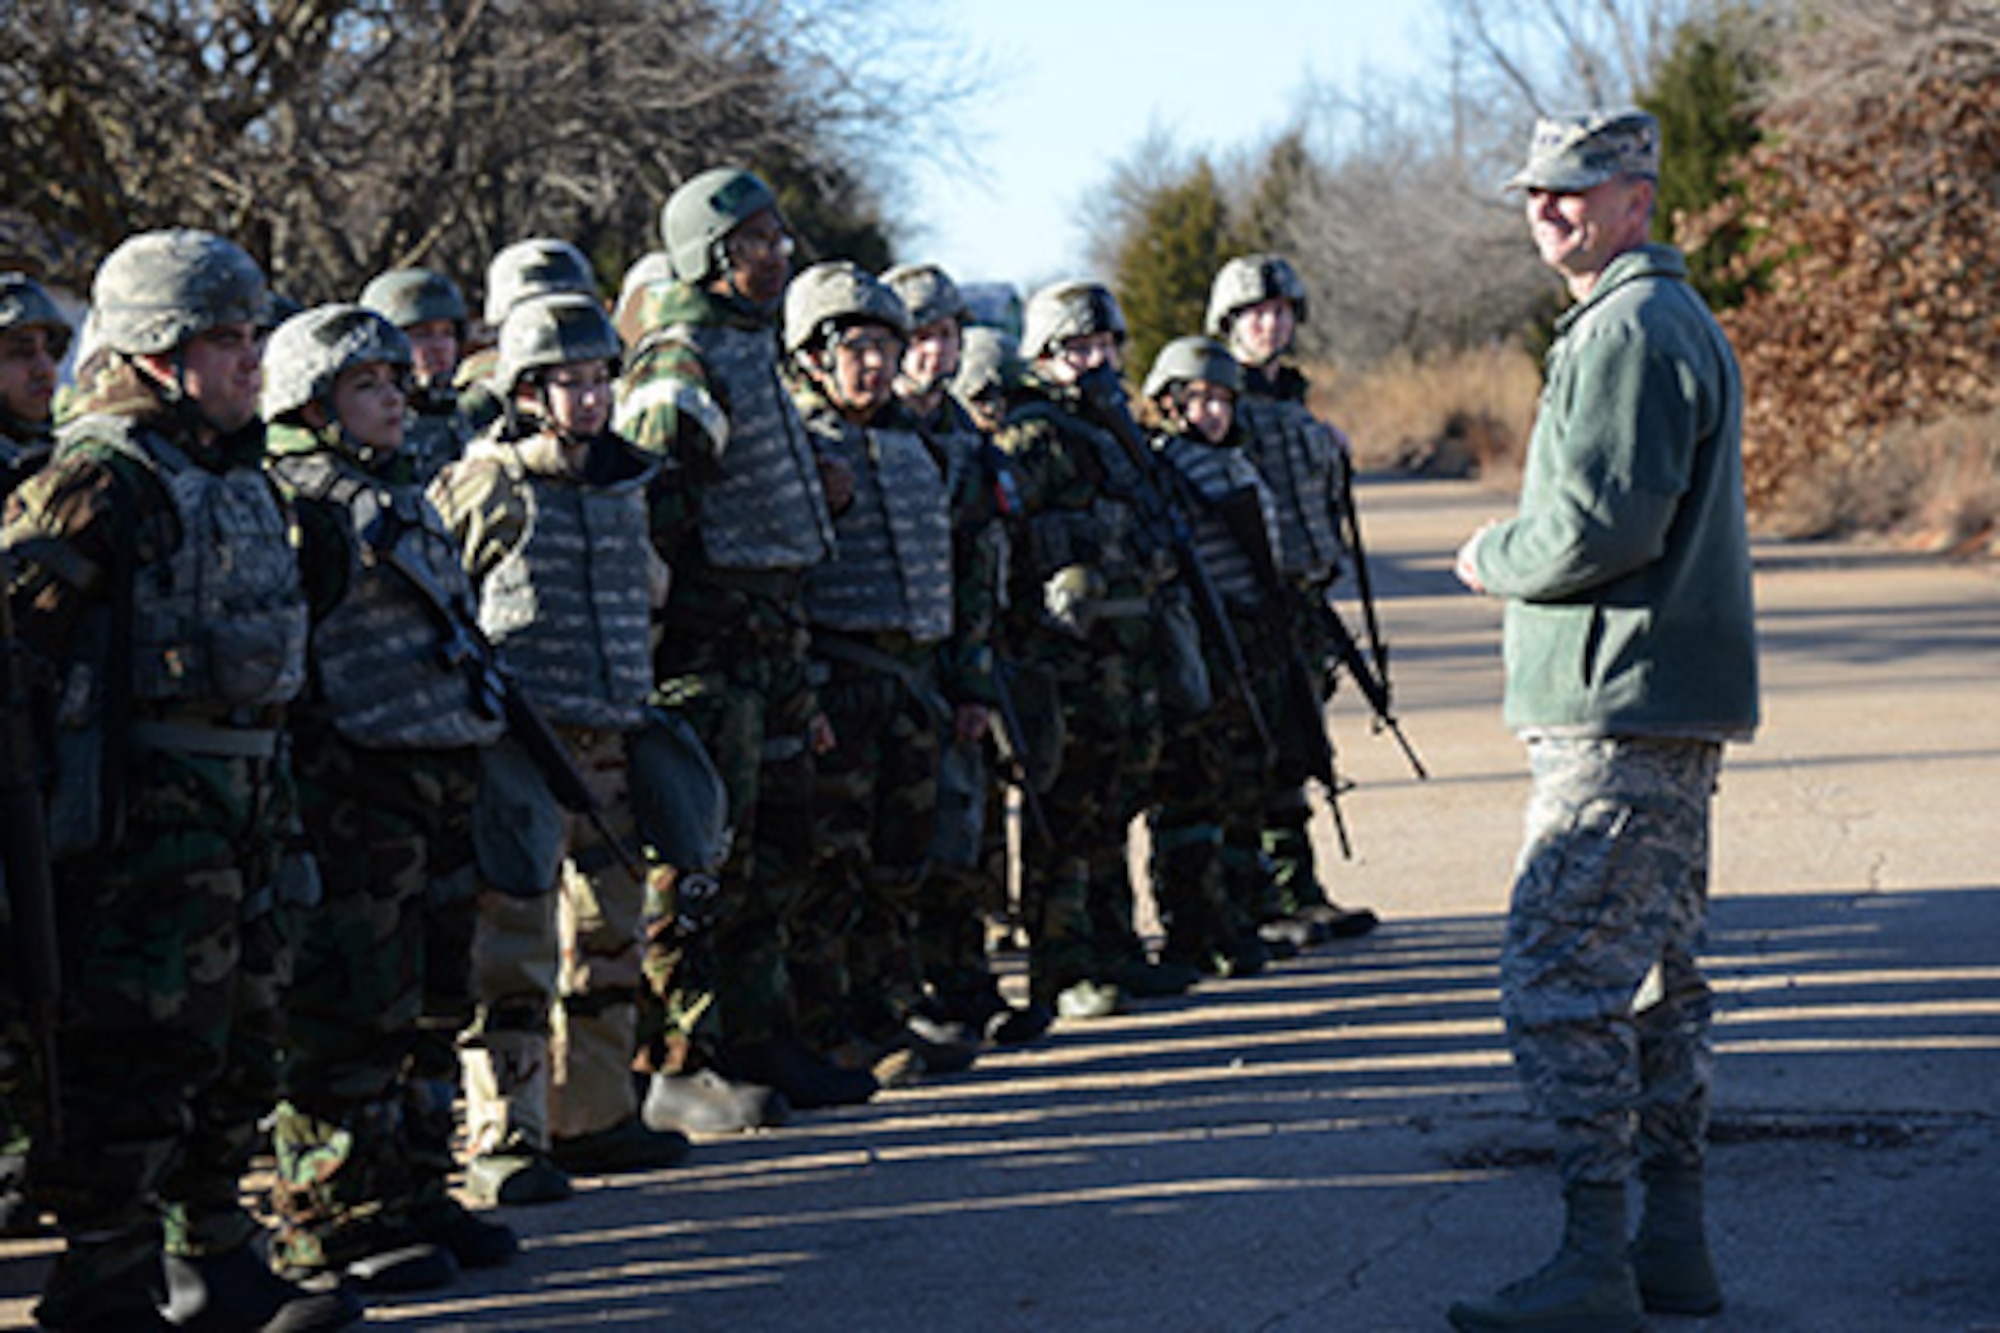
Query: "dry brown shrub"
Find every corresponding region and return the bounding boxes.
[1305,344,1542,482]
[1682,2,2000,517]
[1761,406,2000,554]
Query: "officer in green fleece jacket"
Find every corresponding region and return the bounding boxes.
[1449,108,1758,1333]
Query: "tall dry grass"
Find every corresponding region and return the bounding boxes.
[1304,344,1543,484]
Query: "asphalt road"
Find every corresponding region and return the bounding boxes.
[6,475,1997,1331]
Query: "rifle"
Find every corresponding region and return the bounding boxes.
[0,553,62,1151]
[985,657,1053,851]
[361,508,648,884]
[1070,366,1278,769]
[1312,591,1427,781]
[1204,482,1360,858]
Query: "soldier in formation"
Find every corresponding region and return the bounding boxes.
[1,172,1407,1330]
[0,272,68,1238]
[431,291,692,1205]
[4,229,357,1331]
[1207,255,1381,945]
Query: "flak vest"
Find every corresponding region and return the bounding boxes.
[72,417,308,709]
[1014,399,1161,602]
[916,399,1014,616]
[1235,389,1347,583]
[681,321,835,571]
[1154,434,1281,612]
[402,391,471,486]
[802,416,953,643]
[271,451,506,750]
[476,455,657,731]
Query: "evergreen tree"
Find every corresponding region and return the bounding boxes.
[1112,155,1233,379]
[1639,6,1770,309]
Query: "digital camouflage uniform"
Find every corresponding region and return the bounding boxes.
[4,324,310,1323]
[614,275,835,1071]
[1450,111,1757,1333]
[260,304,510,1279]
[430,297,674,1186]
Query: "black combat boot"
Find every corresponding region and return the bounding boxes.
[161,1244,364,1332]
[721,1034,877,1110]
[1631,1164,1722,1314]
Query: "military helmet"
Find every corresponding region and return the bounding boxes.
[261,303,411,423]
[782,260,909,354]
[483,238,597,328]
[1142,335,1243,403]
[1020,280,1126,361]
[0,272,74,360]
[495,292,622,394]
[951,325,1020,403]
[882,262,968,329]
[1205,254,1309,337]
[661,167,781,284]
[360,267,468,332]
[90,229,268,356]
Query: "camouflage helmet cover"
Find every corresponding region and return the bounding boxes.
[782,260,909,354]
[950,325,1020,402]
[0,271,74,359]
[483,238,596,327]
[495,291,623,394]
[90,228,268,356]
[361,266,469,331]
[1142,334,1243,403]
[1020,279,1126,361]
[261,303,412,423]
[881,261,968,329]
[1204,254,1309,337]
[661,166,780,283]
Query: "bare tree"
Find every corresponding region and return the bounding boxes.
[1,0,978,302]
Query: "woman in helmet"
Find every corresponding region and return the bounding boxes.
[429,292,694,1207]
[262,303,526,1293]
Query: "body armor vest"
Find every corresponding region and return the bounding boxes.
[1155,434,1280,611]
[1015,399,1163,599]
[680,321,835,571]
[403,393,471,485]
[1236,388,1347,582]
[79,417,308,709]
[477,459,656,731]
[273,451,505,750]
[802,415,953,643]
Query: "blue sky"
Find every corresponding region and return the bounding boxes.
[899,1,1442,292]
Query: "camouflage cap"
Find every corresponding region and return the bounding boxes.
[1507,108,1660,192]
[0,271,74,358]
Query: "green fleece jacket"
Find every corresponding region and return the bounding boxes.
[1472,243,1759,739]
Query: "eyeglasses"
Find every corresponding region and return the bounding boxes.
[726,227,795,264]
[834,328,902,360]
